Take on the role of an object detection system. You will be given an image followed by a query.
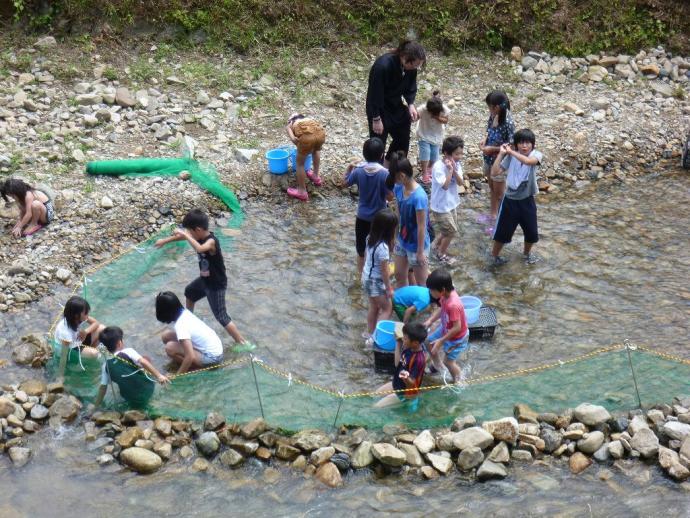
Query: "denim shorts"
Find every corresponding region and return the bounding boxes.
[418,140,440,162]
[393,240,430,267]
[200,350,223,366]
[428,326,469,361]
[363,277,386,298]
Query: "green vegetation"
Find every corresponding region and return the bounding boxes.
[4,0,689,55]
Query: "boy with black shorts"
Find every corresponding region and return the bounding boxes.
[490,129,543,265]
[155,209,253,349]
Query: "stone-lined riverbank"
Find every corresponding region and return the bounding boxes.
[2,376,689,488]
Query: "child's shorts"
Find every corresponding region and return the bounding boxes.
[393,302,408,320]
[200,350,223,366]
[44,200,55,223]
[363,277,386,298]
[418,140,440,162]
[393,240,430,267]
[428,326,469,361]
[431,208,459,238]
[493,196,539,244]
[293,119,326,156]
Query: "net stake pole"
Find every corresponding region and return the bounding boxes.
[332,391,345,431]
[624,340,643,410]
[249,354,265,419]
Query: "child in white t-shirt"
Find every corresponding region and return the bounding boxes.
[54,295,105,380]
[416,90,450,184]
[430,136,464,265]
[92,326,169,410]
[155,291,224,374]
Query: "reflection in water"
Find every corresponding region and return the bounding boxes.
[0,170,689,514]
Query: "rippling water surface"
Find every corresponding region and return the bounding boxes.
[1,170,689,515]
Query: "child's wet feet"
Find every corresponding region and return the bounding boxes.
[287,188,309,201]
[306,170,323,186]
[524,253,540,265]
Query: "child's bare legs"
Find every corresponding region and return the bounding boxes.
[311,150,321,179]
[24,200,47,233]
[523,242,535,256]
[491,240,505,258]
[412,262,428,287]
[489,179,505,220]
[435,235,453,257]
[430,346,445,373]
[186,298,195,311]
[295,152,308,195]
[445,357,462,383]
[367,294,391,334]
[407,268,416,286]
[164,340,203,370]
[374,381,403,408]
[357,255,365,275]
[419,159,430,182]
[80,346,100,359]
[394,255,409,288]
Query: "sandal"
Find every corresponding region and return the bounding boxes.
[287,188,309,201]
[306,170,323,187]
[23,224,44,236]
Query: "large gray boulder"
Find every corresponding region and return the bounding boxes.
[573,403,611,427]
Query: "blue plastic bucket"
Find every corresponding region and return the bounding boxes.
[460,296,482,325]
[289,147,313,172]
[266,148,290,175]
[374,320,397,351]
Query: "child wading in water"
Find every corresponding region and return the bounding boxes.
[362,208,398,345]
[286,113,326,202]
[479,91,515,230]
[424,268,469,383]
[491,129,543,265]
[388,151,430,288]
[416,90,450,184]
[1,178,54,237]
[92,326,169,410]
[155,209,253,350]
[344,137,393,273]
[54,296,105,380]
[374,321,427,408]
[430,136,464,265]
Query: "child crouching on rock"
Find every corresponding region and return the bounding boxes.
[1,177,54,237]
[374,321,427,408]
[54,295,105,380]
[92,326,169,410]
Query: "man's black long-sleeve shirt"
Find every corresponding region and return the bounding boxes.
[366,53,418,126]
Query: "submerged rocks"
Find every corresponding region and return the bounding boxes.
[316,462,343,487]
[569,452,592,474]
[8,447,31,467]
[477,460,507,480]
[120,447,162,474]
[371,443,406,467]
[195,431,220,457]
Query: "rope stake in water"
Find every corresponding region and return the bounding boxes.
[624,339,643,409]
[249,354,265,419]
[332,390,345,430]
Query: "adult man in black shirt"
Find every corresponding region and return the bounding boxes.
[366,41,426,166]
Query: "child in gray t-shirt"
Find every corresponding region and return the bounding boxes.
[490,129,543,265]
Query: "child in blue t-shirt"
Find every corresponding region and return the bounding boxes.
[392,286,431,322]
[389,151,430,288]
[344,137,393,273]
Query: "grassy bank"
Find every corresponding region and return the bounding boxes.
[4,0,690,55]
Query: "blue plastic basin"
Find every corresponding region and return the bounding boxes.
[374,320,397,351]
[460,296,482,325]
[266,148,290,174]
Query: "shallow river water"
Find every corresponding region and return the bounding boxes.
[1,170,689,515]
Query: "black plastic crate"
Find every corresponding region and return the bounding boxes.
[373,347,396,375]
[468,306,498,340]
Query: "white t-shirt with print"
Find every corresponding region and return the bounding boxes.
[100,348,143,385]
[430,159,462,213]
[174,309,223,357]
[54,318,81,349]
